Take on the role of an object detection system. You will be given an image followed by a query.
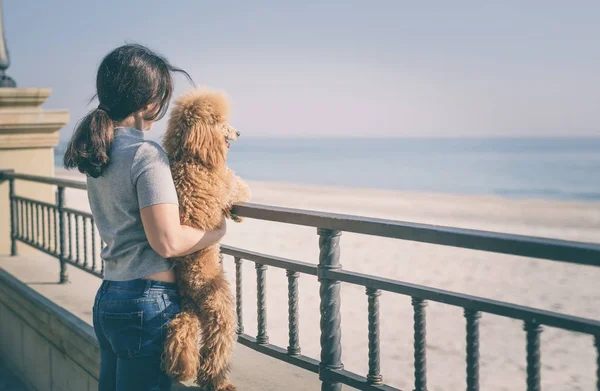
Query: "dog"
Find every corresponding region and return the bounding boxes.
[161,88,250,390]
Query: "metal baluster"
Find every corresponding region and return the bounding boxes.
[595,336,600,391]
[14,198,20,240]
[19,199,24,239]
[317,228,343,391]
[67,212,72,261]
[57,187,68,283]
[524,321,541,391]
[33,203,37,245]
[235,257,244,335]
[53,207,58,255]
[100,240,105,277]
[287,270,301,355]
[42,205,47,250]
[75,215,81,263]
[36,203,41,246]
[412,297,427,391]
[26,201,31,242]
[366,287,383,385]
[47,206,52,251]
[91,218,97,271]
[9,178,17,255]
[255,263,269,344]
[465,310,481,391]
[83,217,88,267]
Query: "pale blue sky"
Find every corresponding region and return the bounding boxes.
[5,1,600,141]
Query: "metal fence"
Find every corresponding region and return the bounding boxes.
[2,169,600,391]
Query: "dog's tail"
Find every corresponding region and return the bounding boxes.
[162,308,201,381]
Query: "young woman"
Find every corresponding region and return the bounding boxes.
[64,44,224,391]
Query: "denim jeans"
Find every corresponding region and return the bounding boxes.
[93,279,181,391]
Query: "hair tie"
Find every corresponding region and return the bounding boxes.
[97,103,111,113]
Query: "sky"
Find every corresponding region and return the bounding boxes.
[4,0,600,141]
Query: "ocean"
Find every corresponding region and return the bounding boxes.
[55,137,600,201]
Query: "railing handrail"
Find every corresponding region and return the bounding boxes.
[0,171,87,190]
[3,170,600,268]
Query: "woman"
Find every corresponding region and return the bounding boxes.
[64,44,224,391]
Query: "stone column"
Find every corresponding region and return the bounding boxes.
[0,88,69,254]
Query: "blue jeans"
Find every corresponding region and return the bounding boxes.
[93,279,181,391]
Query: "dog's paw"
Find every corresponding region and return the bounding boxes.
[197,379,236,391]
[230,214,244,223]
[216,383,236,391]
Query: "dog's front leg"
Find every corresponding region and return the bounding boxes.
[225,171,251,223]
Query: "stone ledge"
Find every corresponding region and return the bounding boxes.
[0,88,52,109]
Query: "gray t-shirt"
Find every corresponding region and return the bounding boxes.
[86,127,179,281]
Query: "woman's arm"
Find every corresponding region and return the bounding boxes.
[140,203,226,258]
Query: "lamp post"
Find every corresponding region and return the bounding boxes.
[0,0,16,88]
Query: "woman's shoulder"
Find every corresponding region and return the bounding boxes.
[130,140,171,181]
[134,140,168,160]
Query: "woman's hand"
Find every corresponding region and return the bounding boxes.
[140,204,227,258]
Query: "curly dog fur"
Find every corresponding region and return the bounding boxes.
[161,88,250,390]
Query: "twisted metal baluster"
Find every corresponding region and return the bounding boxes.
[235,257,244,335]
[318,228,343,391]
[524,321,542,391]
[91,218,97,271]
[465,309,481,391]
[287,270,301,355]
[412,297,427,391]
[255,263,269,344]
[366,287,383,385]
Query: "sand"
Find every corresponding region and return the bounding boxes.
[54,168,600,391]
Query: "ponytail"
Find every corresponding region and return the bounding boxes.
[63,107,114,178]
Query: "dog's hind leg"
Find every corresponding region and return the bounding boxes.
[163,298,202,381]
[195,273,237,391]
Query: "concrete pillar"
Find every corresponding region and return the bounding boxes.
[0,88,69,254]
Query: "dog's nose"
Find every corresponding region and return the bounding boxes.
[236,131,241,137]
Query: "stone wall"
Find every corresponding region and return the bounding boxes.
[0,269,99,391]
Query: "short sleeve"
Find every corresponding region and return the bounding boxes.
[131,141,179,209]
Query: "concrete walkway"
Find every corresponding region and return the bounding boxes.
[0,251,323,391]
[0,358,27,391]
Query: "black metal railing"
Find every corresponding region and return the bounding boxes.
[2,170,600,391]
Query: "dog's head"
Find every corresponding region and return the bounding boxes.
[163,88,239,168]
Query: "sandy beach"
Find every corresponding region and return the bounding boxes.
[54,167,600,391]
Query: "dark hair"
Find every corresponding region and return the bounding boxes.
[64,44,192,178]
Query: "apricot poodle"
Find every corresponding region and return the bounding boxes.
[161,88,250,390]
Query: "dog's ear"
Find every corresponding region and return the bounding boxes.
[164,89,228,168]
